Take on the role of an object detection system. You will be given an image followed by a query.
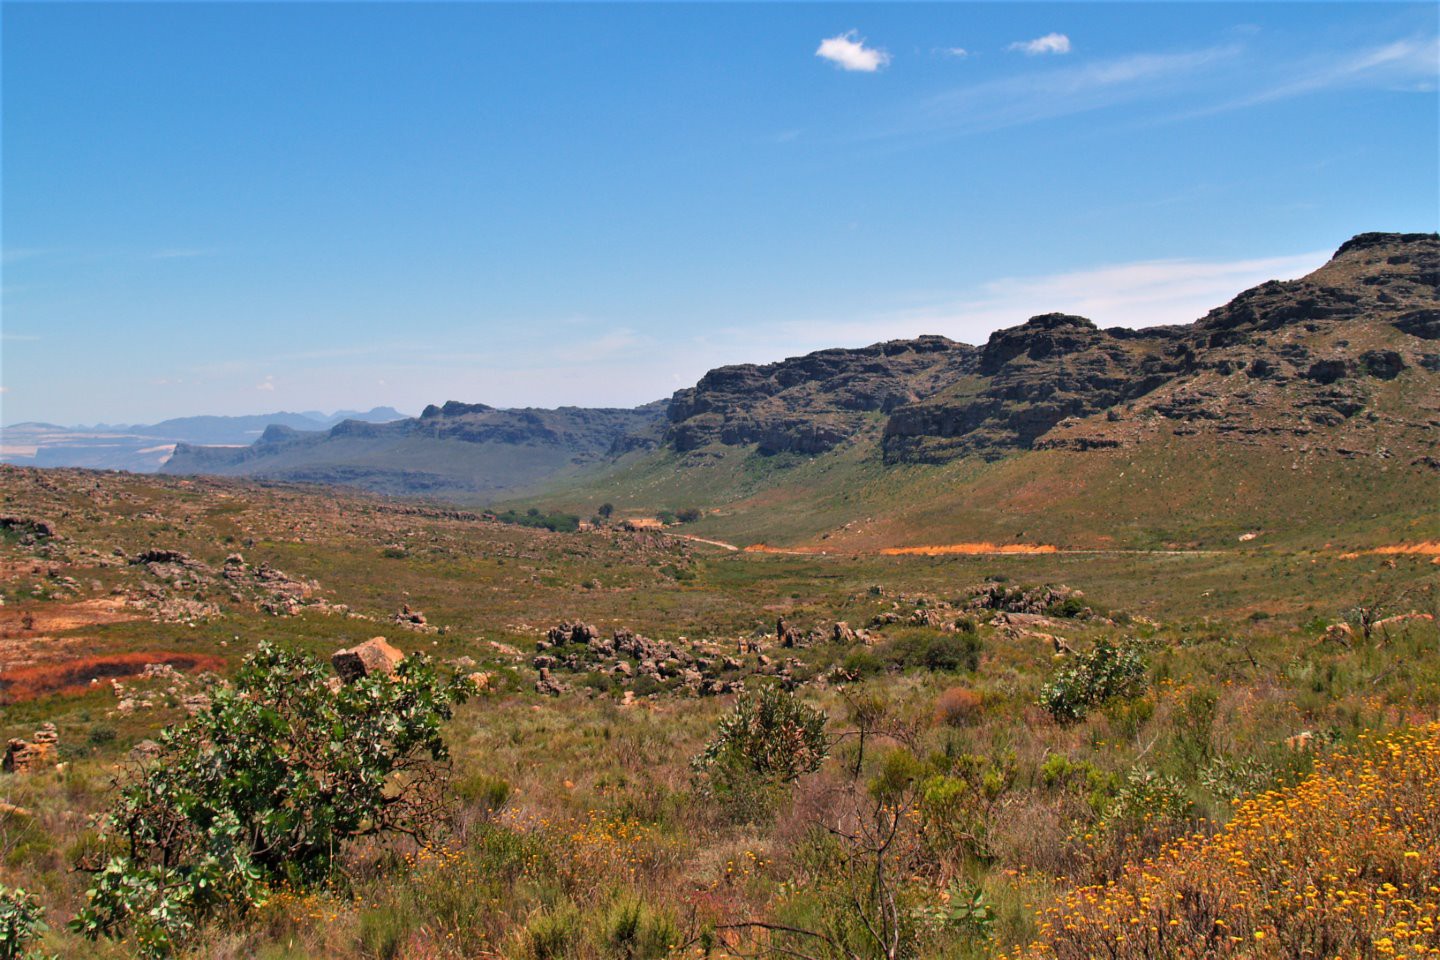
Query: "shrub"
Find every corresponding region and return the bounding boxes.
[1039,639,1148,725]
[934,686,984,727]
[523,903,583,960]
[71,641,472,957]
[675,507,701,524]
[456,772,513,818]
[841,649,882,678]
[888,631,983,673]
[600,897,679,959]
[692,685,828,787]
[0,886,48,960]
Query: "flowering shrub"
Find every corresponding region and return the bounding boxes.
[1039,639,1148,725]
[1014,723,1440,959]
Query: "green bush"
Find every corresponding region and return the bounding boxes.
[600,897,679,959]
[1038,639,1148,725]
[0,886,48,960]
[523,904,583,960]
[455,772,513,818]
[692,686,828,788]
[887,631,983,673]
[71,642,472,957]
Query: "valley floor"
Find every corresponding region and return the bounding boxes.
[1,466,1437,959]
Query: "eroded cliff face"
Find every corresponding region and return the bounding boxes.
[665,336,977,455]
[879,232,1440,462]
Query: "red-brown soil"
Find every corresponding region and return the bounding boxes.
[0,651,226,704]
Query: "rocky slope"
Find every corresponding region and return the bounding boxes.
[665,336,975,455]
[651,232,1438,467]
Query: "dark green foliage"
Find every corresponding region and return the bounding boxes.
[887,630,983,673]
[1045,597,1090,619]
[1039,639,1149,725]
[675,508,701,524]
[71,642,471,956]
[493,509,581,533]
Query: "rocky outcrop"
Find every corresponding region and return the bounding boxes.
[3,724,58,776]
[884,232,1439,461]
[666,336,975,454]
[883,315,1181,461]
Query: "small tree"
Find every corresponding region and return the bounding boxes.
[693,686,828,789]
[1038,639,1148,725]
[72,642,471,956]
[598,503,614,519]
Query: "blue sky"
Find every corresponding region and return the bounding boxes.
[3,2,1437,426]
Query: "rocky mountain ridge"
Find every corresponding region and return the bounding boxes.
[161,231,1438,498]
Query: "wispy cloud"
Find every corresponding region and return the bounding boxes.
[552,328,644,364]
[151,248,215,260]
[256,375,275,392]
[942,47,969,59]
[816,31,891,72]
[1179,34,1440,117]
[756,250,1329,353]
[1009,33,1071,56]
[886,44,1241,139]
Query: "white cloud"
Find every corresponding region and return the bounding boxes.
[943,47,969,58]
[256,375,275,392]
[1010,33,1071,56]
[758,250,1329,352]
[816,31,891,72]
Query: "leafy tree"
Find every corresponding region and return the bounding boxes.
[598,503,614,519]
[675,507,701,524]
[1038,639,1148,725]
[72,642,471,956]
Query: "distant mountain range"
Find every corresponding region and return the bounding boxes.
[1,408,407,473]
[159,232,1437,524]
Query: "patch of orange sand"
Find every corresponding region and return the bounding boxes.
[743,544,827,555]
[1368,541,1440,556]
[879,542,1059,556]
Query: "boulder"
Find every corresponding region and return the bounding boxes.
[331,637,405,682]
[777,616,801,648]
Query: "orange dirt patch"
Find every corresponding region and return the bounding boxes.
[0,651,227,704]
[743,544,828,555]
[879,542,1059,556]
[0,597,141,637]
[1367,541,1440,556]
